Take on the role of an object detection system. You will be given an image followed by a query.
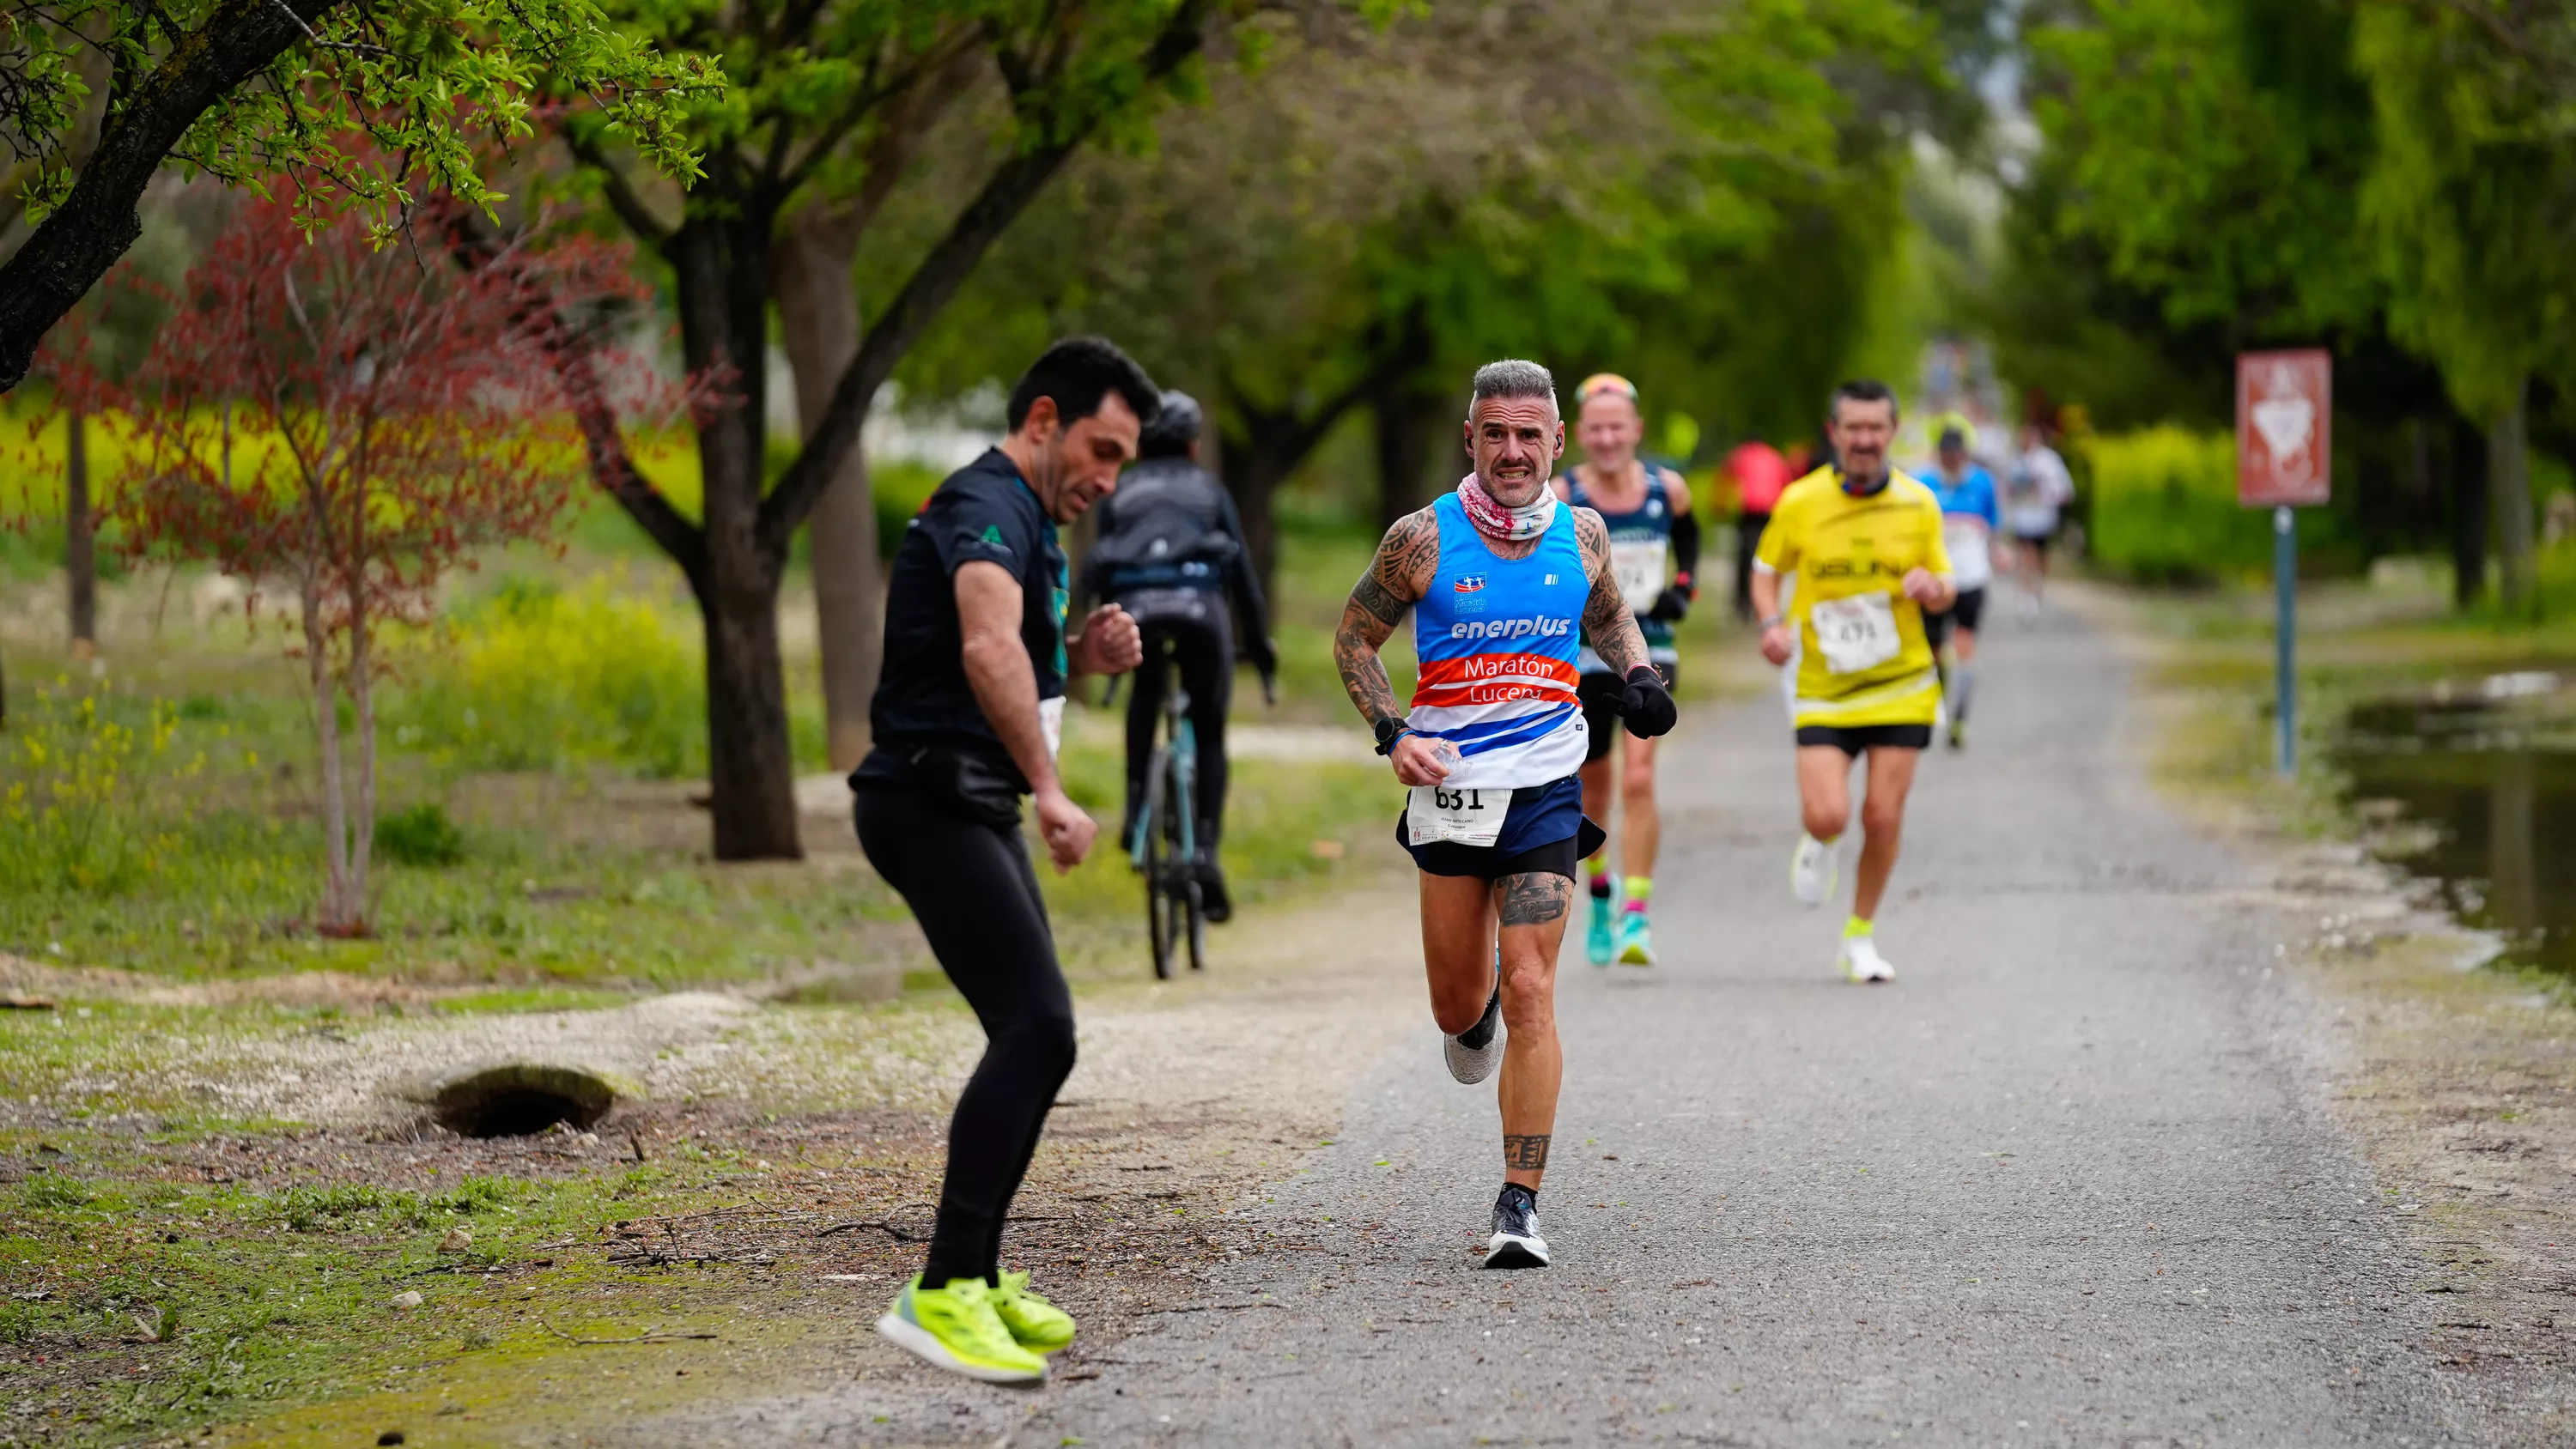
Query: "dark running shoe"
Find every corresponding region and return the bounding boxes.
[1483,1184,1549,1269]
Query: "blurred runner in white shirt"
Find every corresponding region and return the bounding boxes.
[2007,425,2076,614]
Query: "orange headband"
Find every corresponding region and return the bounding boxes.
[1576,373,1639,406]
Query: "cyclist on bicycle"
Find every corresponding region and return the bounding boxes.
[1081,390,1278,923]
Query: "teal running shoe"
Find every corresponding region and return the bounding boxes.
[1586,894,1614,967]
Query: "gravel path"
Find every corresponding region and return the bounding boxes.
[1019,599,2485,1446]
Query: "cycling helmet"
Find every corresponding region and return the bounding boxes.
[1139,389,1203,458]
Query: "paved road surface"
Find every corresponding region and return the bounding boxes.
[1023,599,2476,1446]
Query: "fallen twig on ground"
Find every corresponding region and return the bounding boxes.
[538,1320,719,1345]
[817,1217,927,1240]
[1138,1301,1283,1314]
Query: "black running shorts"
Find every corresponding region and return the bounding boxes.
[1795,723,1933,755]
[1925,585,1986,648]
[1577,661,1677,764]
[1397,776,1608,882]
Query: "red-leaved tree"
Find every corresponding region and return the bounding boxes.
[51,194,657,934]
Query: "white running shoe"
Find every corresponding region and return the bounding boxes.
[1443,979,1503,1084]
[1790,834,1838,907]
[1838,935,1895,984]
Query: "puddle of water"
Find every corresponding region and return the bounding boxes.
[2335,686,2576,979]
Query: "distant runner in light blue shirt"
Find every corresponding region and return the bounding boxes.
[1924,421,1999,749]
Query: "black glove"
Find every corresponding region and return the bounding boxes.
[1616,664,1677,738]
[1646,571,1698,623]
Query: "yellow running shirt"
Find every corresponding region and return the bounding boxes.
[1753,466,1954,729]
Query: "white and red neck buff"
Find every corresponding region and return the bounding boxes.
[1457,472,1558,542]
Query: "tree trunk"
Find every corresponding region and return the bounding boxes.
[1371,374,1450,531]
[1221,432,1298,606]
[701,570,801,858]
[348,609,376,929]
[671,201,803,860]
[301,575,356,932]
[773,204,880,773]
[2490,377,2535,616]
[2451,414,2488,609]
[65,404,94,654]
[1220,376,1391,604]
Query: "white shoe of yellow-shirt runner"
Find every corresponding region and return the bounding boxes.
[1838,935,1895,984]
[1790,834,1838,907]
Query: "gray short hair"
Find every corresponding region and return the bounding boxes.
[1467,360,1558,420]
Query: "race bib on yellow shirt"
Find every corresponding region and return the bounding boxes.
[1811,593,1901,675]
[1407,782,1507,847]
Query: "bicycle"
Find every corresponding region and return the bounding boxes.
[1125,654,1206,980]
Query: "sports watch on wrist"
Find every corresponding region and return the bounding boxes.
[1371,717,1413,755]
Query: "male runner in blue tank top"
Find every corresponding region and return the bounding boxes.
[1334,360,1677,1268]
[1552,373,1698,967]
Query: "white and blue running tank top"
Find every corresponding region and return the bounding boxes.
[1405,492,1590,790]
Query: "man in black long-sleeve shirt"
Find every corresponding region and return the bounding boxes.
[1080,390,1277,921]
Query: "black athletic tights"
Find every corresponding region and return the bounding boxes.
[854,779,1076,1289]
[1121,595,1232,845]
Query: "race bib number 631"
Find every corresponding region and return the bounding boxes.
[1407,782,1506,848]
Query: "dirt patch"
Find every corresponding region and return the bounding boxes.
[0,955,447,1012]
[7,873,1431,1446]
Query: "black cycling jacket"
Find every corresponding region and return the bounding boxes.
[1082,457,1275,670]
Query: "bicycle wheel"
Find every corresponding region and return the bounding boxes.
[1153,743,1193,979]
[1170,727,1206,974]
[1183,877,1207,973]
[1140,748,1176,980]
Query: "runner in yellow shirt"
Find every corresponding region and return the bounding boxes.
[1747,379,1955,983]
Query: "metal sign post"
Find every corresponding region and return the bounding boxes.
[2274,506,2296,773]
[2237,349,2332,777]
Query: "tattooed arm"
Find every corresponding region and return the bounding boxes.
[1337,507,1448,785]
[1573,506,1652,676]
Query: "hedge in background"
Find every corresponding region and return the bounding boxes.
[2085,427,2275,585]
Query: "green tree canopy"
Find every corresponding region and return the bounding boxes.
[896,0,1943,559]
[0,0,720,391]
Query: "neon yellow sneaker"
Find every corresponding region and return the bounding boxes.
[991,1269,1076,1352]
[875,1276,1047,1382]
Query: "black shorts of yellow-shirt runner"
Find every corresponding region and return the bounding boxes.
[1795,722,1934,755]
[1577,663,1676,764]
